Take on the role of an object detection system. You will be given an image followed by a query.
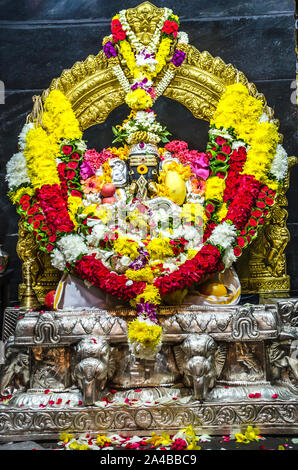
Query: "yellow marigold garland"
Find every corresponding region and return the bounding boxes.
[113,237,140,260]
[205,176,226,201]
[125,88,153,110]
[9,186,34,204]
[212,83,280,185]
[125,266,154,284]
[119,40,138,78]
[24,127,60,188]
[67,195,82,230]
[211,83,263,142]
[217,202,228,221]
[42,90,82,144]
[147,238,174,260]
[242,121,279,182]
[154,37,173,76]
[130,284,162,308]
[128,318,162,350]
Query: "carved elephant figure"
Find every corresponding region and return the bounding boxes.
[174,334,218,401]
[73,336,112,405]
[0,337,30,395]
[268,341,298,384]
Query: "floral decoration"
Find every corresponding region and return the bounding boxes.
[7,9,288,357]
[56,425,266,451]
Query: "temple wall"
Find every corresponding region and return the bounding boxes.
[0,0,296,303]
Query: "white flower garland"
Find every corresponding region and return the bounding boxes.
[222,246,237,268]
[177,31,189,44]
[50,248,66,271]
[112,65,131,94]
[6,152,30,190]
[270,143,288,181]
[209,127,234,140]
[123,111,166,144]
[56,234,88,264]
[18,122,35,151]
[208,222,237,250]
[154,69,175,100]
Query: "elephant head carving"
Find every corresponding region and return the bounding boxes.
[174,334,221,401]
[73,336,113,405]
[0,337,30,395]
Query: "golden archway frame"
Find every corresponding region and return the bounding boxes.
[18,2,296,306]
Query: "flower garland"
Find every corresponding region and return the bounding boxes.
[103,8,188,110]
[7,16,289,357]
[8,84,287,344]
[112,109,171,145]
[117,8,173,54]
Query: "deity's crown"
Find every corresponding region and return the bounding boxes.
[129,142,159,157]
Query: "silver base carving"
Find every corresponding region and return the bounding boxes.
[0,299,297,440]
[0,400,296,441]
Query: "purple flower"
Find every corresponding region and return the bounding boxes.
[103,41,117,58]
[171,49,186,67]
[80,160,95,180]
[129,248,149,270]
[130,75,152,92]
[136,300,158,323]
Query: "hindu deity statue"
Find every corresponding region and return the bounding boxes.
[51,106,240,310]
[3,6,296,442]
[127,143,160,199]
[10,4,288,318]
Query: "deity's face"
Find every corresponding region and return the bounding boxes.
[128,144,159,184]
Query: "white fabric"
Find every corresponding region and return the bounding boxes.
[183,266,241,306]
[54,273,120,310]
[54,266,241,310]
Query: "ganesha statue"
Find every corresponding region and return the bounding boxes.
[51,108,241,316]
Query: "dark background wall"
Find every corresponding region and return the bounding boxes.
[0,0,296,303]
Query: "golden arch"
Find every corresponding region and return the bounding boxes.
[20,2,294,305]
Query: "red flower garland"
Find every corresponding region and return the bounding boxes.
[232,185,276,257]
[154,245,223,296]
[36,184,74,234]
[111,19,126,43]
[73,254,146,301]
[224,175,261,230]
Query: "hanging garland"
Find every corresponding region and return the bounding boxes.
[6,8,288,357]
